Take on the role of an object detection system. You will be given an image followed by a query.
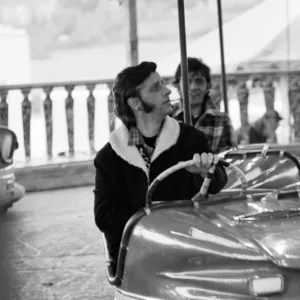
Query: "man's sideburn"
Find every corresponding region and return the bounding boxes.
[140,98,155,113]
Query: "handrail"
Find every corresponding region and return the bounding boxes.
[0,79,114,91]
[1,68,300,91]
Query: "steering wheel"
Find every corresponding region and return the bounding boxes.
[145,159,248,209]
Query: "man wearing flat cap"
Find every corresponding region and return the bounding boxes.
[93,61,227,267]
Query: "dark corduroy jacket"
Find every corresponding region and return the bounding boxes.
[94,116,227,262]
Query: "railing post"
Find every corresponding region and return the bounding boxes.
[21,88,32,160]
[0,89,8,126]
[65,85,75,156]
[288,74,300,142]
[278,74,291,143]
[262,75,277,143]
[107,83,115,133]
[86,84,96,154]
[210,76,222,110]
[262,76,275,112]
[44,87,53,159]
[237,77,250,144]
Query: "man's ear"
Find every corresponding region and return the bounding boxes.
[127,97,141,111]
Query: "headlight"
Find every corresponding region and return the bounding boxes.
[249,274,284,296]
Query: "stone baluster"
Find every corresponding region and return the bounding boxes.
[210,76,222,110]
[21,88,32,159]
[237,77,250,144]
[262,75,277,143]
[86,84,96,154]
[65,85,75,156]
[0,89,8,126]
[288,74,300,142]
[107,82,115,133]
[43,87,53,159]
[262,76,276,112]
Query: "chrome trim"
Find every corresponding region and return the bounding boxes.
[234,207,300,222]
[144,207,151,216]
[260,144,269,158]
[261,181,300,202]
[101,233,112,263]
[115,288,162,300]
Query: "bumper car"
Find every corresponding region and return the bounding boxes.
[100,0,300,297]
[0,126,25,213]
[101,147,300,300]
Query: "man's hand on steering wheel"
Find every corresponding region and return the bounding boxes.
[186,153,219,177]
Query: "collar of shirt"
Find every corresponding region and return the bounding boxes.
[127,121,165,147]
[128,125,157,168]
[128,126,145,146]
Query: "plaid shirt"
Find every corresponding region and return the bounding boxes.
[173,105,235,153]
[128,126,156,168]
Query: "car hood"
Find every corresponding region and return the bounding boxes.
[204,196,300,268]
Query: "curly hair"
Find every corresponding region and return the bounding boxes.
[113,61,157,127]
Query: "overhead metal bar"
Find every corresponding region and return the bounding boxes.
[177,0,192,125]
[217,0,229,114]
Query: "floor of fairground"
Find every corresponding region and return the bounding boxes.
[0,186,114,300]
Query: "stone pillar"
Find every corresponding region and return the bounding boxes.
[262,76,275,112]
[107,83,115,133]
[86,84,96,154]
[21,88,32,160]
[278,74,291,144]
[262,76,277,143]
[210,76,222,110]
[65,85,75,156]
[0,89,8,126]
[288,74,300,142]
[43,87,53,159]
[237,78,250,144]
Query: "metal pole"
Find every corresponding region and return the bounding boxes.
[177,0,192,125]
[217,0,228,114]
[125,0,138,65]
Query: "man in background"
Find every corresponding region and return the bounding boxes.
[172,57,235,153]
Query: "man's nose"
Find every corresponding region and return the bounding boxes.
[189,80,198,90]
[164,86,172,96]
